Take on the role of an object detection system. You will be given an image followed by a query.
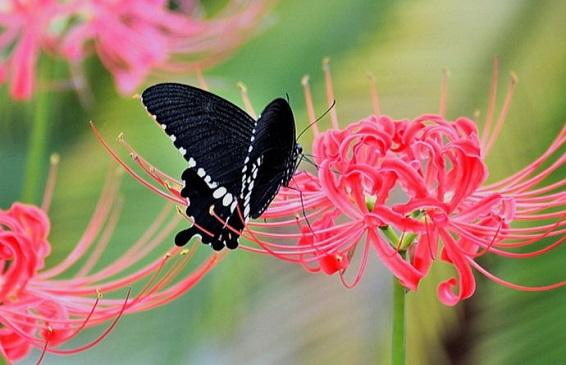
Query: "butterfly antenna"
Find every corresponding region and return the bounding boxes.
[296,99,336,141]
[285,92,290,104]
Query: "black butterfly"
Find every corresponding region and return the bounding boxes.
[141,83,301,251]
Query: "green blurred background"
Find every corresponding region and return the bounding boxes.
[1,0,564,364]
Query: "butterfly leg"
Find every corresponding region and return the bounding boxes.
[287,178,318,239]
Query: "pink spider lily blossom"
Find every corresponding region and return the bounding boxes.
[0,0,65,99]
[0,0,272,99]
[59,0,272,95]
[0,155,220,363]
[92,60,565,307]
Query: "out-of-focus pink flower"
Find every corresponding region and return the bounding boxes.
[0,156,220,363]
[0,0,64,99]
[0,0,272,99]
[60,0,272,95]
[98,60,565,307]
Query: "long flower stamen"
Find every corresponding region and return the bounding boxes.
[469,260,566,292]
[323,58,339,129]
[302,75,320,135]
[41,153,60,212]
[481,58,500,144]
[90,122,185,205]
[367,72,381,116]
[439,68,449,116]
[75,198,124,277]
[46,288,131,355]
[238,82,257,118]
[483,72,518,154]
[39,170,122,279]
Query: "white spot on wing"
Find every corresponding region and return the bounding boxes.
[188,157,196,167]
[179,147,187,156]
[222,193,233,207]
[213,187,227,199]
[197,168,205,177]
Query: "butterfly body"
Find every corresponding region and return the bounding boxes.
[141,83,300,250]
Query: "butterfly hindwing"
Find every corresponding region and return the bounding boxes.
[176,168,245,250]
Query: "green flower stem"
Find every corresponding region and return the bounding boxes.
[21,62,51,204]
[380,225,400,244]
[374,202,422,364]
[391,274,406,365]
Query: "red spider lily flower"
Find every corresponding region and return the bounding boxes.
[59,0,272,95]
[92,60,565,307]
[0,0,65,99]
[0,156,220,363]
[0,0,272,100]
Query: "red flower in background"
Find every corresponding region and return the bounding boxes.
[0,0,272,99]
[0,0,64,99]
[94,60,565,307]
[0,156,219,363]
[59,0,271,94]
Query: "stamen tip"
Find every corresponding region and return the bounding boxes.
[237,81,247,92]
[322,57,331,69]
[50,153,60,165]
[180,248,190,256]
[132,93,141,100]
[301,75,310,85]
[96,288,103,299]
[473,109,481,120]
[510,72,519,84]
[117,132,125,142]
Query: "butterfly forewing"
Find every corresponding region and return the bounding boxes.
[141,83,255,188]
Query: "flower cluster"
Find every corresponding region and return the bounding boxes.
[94,61,565,307]
[0,157,219,363]
[256,63,564,306]
[0,0,271,99]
